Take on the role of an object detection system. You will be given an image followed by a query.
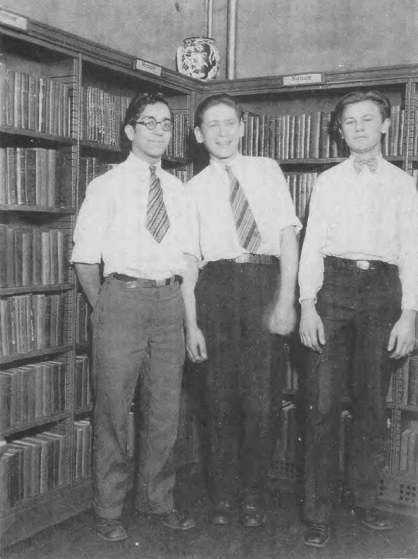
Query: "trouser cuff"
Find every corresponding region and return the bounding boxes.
[93,502,123,519]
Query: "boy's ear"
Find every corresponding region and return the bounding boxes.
[194,126,204,144]
[239,119,245,138]
[125,124,135,142]
[382,118,390,135]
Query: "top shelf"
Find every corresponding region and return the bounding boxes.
[0,126,76,146]
[0,15,200,96]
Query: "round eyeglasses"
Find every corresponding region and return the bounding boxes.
[135,118,172,131]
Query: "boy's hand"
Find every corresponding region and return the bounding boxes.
[299,299,325,352]
[186,324,208,363]
[268,300,297,336]
[387,309,416,359]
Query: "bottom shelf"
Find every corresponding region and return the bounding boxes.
[377,472,418,515]
[268,457,418,518]
[1,478,92,549]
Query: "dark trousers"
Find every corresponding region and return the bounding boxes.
[196,261,283,504]
[303,257,402,525]
[91,275,185,519]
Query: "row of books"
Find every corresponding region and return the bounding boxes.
[0,429,67,509]
[75,292,91,345]
[399,420,418,475]
[79,86,190,158]
[285,172,317,222]
[275,401,297,459]
[74,355,92,410]
[387,355,418,407]
[0,225,68,288]
[0,64,72,137]
[0,293,66,357]
[283,344,298,392]
[411,108,418,157]
[0,360,66,431]
[405,354,418,407]
[74,419,92,480]
[80,85,130,146]
[239,105,405,160]
[166,168,189,183]
[272,403,353,475]
[166,112,189,160]
[0,147,73,208]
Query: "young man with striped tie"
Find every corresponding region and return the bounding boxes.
[71,92,195,542]
[182,94,301,527]
[299,90,418,548]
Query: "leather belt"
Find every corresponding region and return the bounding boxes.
[325,256,396,272]
[230,254,276,265]
[112,273,180,287]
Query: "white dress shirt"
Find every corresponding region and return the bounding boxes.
[71,153,190,279]
[299,154,418,311]
[185,153,301,263]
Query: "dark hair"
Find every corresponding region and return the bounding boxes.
[124,92,171,128]
[194,93,244,128]
[332,90,391,132]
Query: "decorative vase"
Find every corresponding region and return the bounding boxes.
[176,37,220,81]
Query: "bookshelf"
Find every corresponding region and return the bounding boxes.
[2,7,418,550]
[202,68,418,516]
[0,10,198,548]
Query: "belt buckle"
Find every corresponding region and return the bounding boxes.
[123,280,139,288]
[356,260,370,270]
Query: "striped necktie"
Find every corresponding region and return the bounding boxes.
[226,165,261,252]
[146,165,170,243]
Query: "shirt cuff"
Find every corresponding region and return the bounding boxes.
[70,246,101,265]
[401,298,418,313]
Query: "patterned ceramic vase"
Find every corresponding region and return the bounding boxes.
[176,37,220,80]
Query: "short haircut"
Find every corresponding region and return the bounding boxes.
[124,92,171,128]
[333,90,391,130]
[194,93,244,128]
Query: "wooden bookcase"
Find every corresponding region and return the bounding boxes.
[2,7,418,549]
[0,10,198,548]
[201,68,418,516]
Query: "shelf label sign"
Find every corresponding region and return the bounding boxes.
[282,73,323,86]
[0,9,28,31]
[134,59,162,76]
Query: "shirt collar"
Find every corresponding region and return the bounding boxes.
[209,152,243,173]
[126,152,162,174]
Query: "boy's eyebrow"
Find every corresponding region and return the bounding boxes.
[206,118,236,123]
[342,113,375,120]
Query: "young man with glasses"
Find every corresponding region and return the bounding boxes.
[71,92,195,542]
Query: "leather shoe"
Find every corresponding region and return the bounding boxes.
[241,502,267,527]
[96,517,127,542]
[209,500,238,525]
[355,507,394,531]
[303,524,330,548]
[149,508,195,531]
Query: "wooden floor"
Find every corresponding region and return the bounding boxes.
[3,470,418,559]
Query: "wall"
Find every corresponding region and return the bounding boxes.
[233,0,418,78]
[0,0,207,75]
[2,0,418,79]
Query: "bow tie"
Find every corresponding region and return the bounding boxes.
[353,158,378,174]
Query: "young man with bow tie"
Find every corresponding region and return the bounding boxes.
[182,94,301,527]
[71,93,195,542]
[299,90,418,547]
